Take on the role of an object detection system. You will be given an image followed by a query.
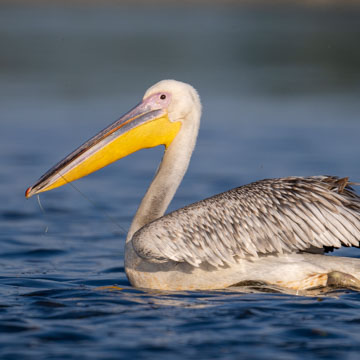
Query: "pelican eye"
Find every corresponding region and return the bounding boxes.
[160,94,166,100]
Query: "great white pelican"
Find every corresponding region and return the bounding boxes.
[26,80,360,292]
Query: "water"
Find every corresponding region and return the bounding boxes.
[1,3,360,359]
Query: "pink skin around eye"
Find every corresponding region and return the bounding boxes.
[142,92,172,111]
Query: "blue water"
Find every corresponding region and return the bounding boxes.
[1,3,360,359]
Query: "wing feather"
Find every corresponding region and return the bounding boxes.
[132,176,360,267]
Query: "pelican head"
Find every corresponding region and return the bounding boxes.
[25,80,201,198]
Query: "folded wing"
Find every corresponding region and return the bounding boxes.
[132,176,360,267]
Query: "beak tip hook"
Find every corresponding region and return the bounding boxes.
[25,187,32,199]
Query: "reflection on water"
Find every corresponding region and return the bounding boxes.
[1,3,360,360]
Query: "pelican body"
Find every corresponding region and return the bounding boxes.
[26,80,360,292]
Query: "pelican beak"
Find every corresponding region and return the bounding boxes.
[25,93,181,198]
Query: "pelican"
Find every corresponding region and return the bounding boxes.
[26,80,360,292]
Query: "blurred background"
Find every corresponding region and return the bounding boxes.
[1,0,360,252]
[1,2,360,359]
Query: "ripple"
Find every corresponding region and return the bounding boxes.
[23,288,84,298]
[1,248,66,259]
[0,322,37,333]
[101,266,125,274]
[47,310,113,320]
[36,330,94,342]
[32,300,66,308]
[1,210,35,221]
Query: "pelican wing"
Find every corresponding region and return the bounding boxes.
[132,176,360,267]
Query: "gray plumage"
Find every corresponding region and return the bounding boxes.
[132,176,360,268]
